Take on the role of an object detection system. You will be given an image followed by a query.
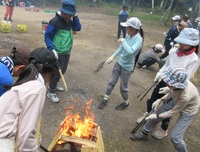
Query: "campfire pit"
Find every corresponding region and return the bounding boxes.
[47,99,104,152]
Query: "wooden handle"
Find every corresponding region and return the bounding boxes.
[58,68,68,92]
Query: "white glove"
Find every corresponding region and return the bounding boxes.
[154,73,160,82]
[159,86,170,94]
[170,42,174,47]
[106,55,114,64]
[145,114,157,120]
[52,49,58,60]
[152,99,162,110]
[118,38,125,43]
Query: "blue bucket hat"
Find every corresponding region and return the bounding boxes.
[60,0,76,16]
[160,66,188,89]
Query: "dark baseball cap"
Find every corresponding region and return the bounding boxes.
[29,48,57,68]
[10,47,31,66]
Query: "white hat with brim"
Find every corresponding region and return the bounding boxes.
[172,15,180,21]
[121,17,142,29]
[174,28,199,46]
[160,66,188,89]
[155,44,165,53]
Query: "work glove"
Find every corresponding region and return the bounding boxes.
[106,55,114,64]
[152,99,162,110]
[118,38,125,43]
[52,49,58,60]
[154,73,161,82]
[170,42,174,47]
[145,114,157,120]
[159,86,170,94]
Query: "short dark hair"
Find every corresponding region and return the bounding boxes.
[123,5,128,9]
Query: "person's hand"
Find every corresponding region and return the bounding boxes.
[106,55,114,64]
[118,38,125,43]
[154,73,160,82]
[52,49,58,60]
[159,87,170,94]
[170,42,174,47]
[152,99,162,110]
[145,114,157,120]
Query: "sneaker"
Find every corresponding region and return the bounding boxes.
[136,112,148,124]
[56,84,64,92]
[4,17,7,21]
[152,127,168,139]
[98,99,108,109]
[130,133,148,141]
[115,102,129,110]
[47,91,59,103]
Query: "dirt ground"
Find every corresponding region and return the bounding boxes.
[0,5,200,152]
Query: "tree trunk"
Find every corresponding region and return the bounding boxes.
[152,0,154,10]
[160,0,164,8]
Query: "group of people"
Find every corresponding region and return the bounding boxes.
[99,6,200,152]
[0,0,81,151]
[0,1,200,151]
[136,14,197,72]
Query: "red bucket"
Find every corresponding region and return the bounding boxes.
[42,21,48,34]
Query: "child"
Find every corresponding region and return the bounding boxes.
[98,17,144,111]
[45,0,81,103]
[117,5,128,39]
[4,0,15,21]
[138,44,165,72]
[136,28,200,139]
[0,48,57,151]
[131,66,200,152]
[0,47,30,96]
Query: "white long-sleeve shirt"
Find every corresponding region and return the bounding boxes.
[0,74,46,152]
[160,81,200,118]
[159,47,200,79]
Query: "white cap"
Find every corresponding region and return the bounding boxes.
[155,44,165,52]
[121,17,142,29]
[174,28,199,46]
[172,15,180,21]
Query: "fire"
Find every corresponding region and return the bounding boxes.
[59,99,97,142]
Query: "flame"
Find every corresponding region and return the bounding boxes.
[60,99,96,141]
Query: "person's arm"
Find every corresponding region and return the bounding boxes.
[186,57,200,79]
[159,96,188,119]
[120,37,142,54]
[44,23,57,51]
[72,16,81,31]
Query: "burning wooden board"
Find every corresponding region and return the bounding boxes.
[48,99,104,152]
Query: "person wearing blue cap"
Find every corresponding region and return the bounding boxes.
[130,65,200,152]
[45,0,82,103]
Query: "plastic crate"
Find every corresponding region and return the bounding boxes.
[17,24,27,33]
[1,23,12,33]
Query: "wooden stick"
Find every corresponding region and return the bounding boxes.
[58,68,68,92]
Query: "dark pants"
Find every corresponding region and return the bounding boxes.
[160,42,171,59]
[138,58,156,68]
[117,22,126,39]
[146,80,171,131]
[49,54,70,91]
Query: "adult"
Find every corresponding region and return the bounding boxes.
[98,17,144,110]
[171,15,181,28]
[161,21,187,59]
[182,14,193,28]
[4,0,15,21]
[138,44,165,72]
[0,48,57,151]
[136,28,200,139]
[45,0,81,103]
[0,47,30,96]
[131,66,200,152]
